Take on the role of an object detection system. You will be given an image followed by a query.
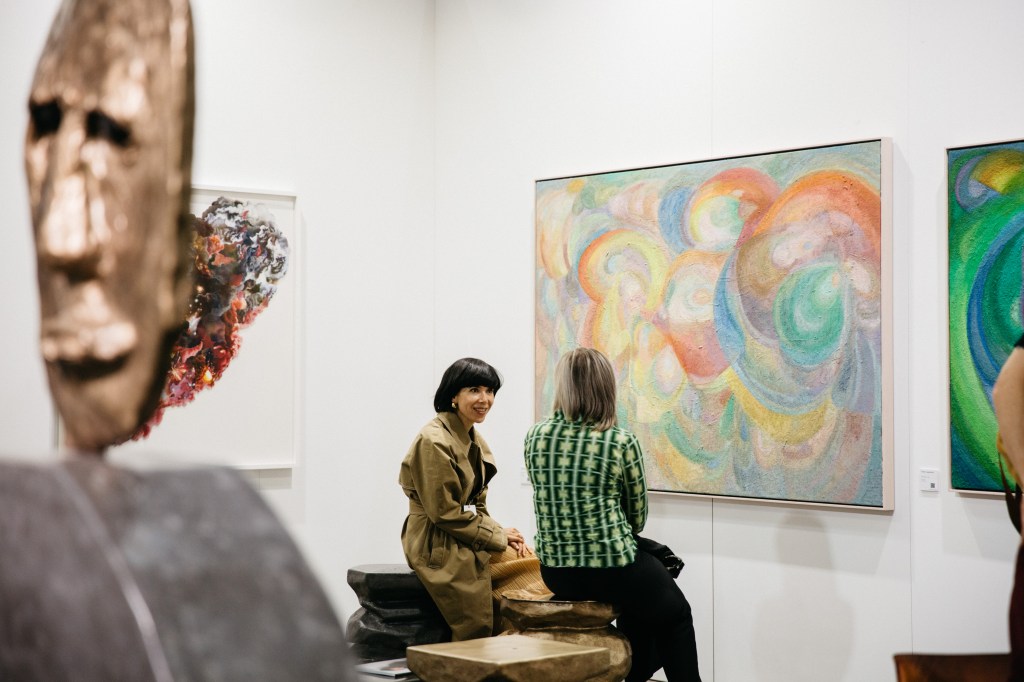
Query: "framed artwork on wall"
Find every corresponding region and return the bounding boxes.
[62,186,302,470]
[948,140,1024,493]
[535,139,894,509]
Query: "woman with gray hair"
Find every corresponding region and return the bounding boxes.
[524,348,701,682]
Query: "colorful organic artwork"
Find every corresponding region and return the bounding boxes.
[949,140,1024,492]
[111,187,298,469]
[132,197,290,441]
[536,140,892,508]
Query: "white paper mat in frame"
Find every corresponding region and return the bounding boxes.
[55,186,302,471]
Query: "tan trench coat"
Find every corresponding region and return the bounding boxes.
[399,411,508,640]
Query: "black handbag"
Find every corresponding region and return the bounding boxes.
[634,534,684,578]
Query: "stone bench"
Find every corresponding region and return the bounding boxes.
[346,564,449,662]
[407,633,609,682]
[497,589,631,682]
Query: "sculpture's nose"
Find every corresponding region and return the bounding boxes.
[38,173,102,277]
[34,118,105,279]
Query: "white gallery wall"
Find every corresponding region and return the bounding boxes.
[1,1,1023,681]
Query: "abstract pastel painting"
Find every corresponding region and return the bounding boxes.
[536,140,893,508]
[949,140,1024,492]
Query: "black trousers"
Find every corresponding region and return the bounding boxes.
[540,551,701,682]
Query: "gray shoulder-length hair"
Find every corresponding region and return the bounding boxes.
[553,348,617,431]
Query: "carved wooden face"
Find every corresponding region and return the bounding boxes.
[25,0,194,452]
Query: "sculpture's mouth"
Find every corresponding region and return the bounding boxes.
[41,300,137,381]
[53,354,129,381]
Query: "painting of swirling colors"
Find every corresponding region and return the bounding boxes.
[536,140,893,508]
[949,140,1024,492]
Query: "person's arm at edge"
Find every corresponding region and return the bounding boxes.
[994,347,1024,489]
[621,432,649,534]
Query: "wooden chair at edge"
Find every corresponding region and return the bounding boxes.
[893,653,1010,682]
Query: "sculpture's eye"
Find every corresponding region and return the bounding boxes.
[29,100,62,139]
[86,110,131,147]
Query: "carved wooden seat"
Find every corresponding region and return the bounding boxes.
[893,652,1011,681]
[406,633,609,682]
[498,589,630,682]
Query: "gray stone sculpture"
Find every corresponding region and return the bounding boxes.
[1,1,354,679]
[0,458,351,681]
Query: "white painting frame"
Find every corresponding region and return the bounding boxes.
[58,186,302,471]
[534,139,894,510]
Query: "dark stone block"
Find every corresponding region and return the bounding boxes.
[0,456,354,681]
[347,607,450,662]
[347,564,438,603]
[346,564,449,662]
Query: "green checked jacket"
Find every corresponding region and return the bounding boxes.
[524,411,648,568]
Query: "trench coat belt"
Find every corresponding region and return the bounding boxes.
[406,497,496,551]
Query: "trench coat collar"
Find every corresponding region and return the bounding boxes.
[437,410,474,447]
[436,411,497,471]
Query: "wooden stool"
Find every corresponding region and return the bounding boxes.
[893,652,1011,681]
[498,589,630,682]
[406,634,609,682]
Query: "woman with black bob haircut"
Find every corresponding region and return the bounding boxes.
[431,357,503,414]
[524,348,701,681]
[399,358,529,641]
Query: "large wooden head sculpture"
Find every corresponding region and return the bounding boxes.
[25,0,194,453]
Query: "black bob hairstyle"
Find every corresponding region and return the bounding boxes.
[433,358,503,413]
